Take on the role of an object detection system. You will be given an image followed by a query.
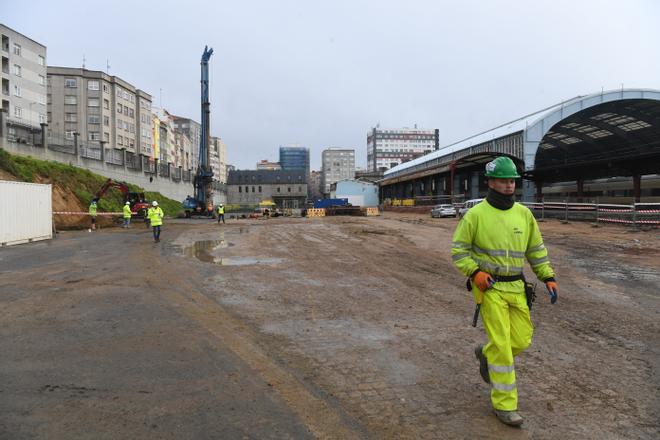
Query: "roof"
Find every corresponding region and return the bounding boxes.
[384,88,660,177]
[227,169,308,185]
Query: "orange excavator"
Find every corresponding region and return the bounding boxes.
[93,178,150,217]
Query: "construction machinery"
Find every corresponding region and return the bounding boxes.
[93,178,150,217]
[182,46,215,218]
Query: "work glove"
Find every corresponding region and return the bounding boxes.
[472,271,495,292]
[545,278,558,304]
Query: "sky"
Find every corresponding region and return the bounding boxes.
[4,0,660,170]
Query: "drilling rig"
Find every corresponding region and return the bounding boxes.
[182,46,214,217]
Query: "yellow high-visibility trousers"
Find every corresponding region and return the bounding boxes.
[480,286,533,411]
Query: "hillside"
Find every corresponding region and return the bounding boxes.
[0,149,183,229]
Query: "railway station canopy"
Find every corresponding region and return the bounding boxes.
[382,89,660,192]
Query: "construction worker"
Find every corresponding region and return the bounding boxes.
[88,200,97,231]
[122,201,132,228]
[451,156,558,427]
[217,204,225,224]
[147,201,164,242]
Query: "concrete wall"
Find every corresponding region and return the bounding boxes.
[1,138,194,202]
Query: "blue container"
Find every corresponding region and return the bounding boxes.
[313,198,349,209]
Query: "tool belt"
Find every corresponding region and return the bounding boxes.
[466,272,536,310]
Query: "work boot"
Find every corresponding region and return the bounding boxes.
[474,345,490,384]
[494,409,524,427]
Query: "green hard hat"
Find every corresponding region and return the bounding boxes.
[484,156,520,179]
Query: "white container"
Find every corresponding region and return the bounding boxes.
[0,180,52,246]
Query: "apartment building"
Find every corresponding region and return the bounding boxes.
[1,24,47,141]
[210,136,227,183]
[171,115,201,170]
[227,169,307,208]
[47,66,152,162]
[367,126,439,171]
[256,160,281,170]
[321,148,355,195]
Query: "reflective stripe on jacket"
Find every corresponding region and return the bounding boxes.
[451,200,554,292]
[123,205,132,219]
[148,207,164,226]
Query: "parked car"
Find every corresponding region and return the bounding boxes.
[431,204,457,218]
[458,198,484,218]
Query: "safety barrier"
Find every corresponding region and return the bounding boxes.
[53,211,123,216]
[306,208,326,217]
[364,207,380,216]
[523,202,659,226]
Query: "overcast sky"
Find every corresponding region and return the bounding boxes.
[4,0,659,169]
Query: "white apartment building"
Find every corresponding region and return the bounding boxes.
[210,136,227,183]
[321,148,355,195]
[1,24,47,141]
[367,126,439,171]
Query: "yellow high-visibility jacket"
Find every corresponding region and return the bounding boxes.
[217,206,224,215]
[452,200,554,293]
[148,207,164,227]
[89,204,97,217]
[123,205,132,219]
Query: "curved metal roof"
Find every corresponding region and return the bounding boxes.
[384,88,660,177]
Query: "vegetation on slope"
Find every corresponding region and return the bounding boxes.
[0,149,183,216]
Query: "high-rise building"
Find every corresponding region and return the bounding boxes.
[1,24,47,142]
[279,145,309,175]
[367,126,439,171]
[321,148,355,195]
[47,66,152,162]
[308,170,323,201]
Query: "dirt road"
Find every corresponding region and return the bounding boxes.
[1,213,658,439]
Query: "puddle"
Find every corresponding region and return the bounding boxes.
[180,238,283,267]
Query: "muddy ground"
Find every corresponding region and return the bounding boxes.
[1,212,658,439]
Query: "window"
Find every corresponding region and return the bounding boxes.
[14,106,22,118]
[65,113,77,122]
[38,55,45,66]
[277,187,280,193]
[64,78,76,88]
[118,135,123,145]
[128,108,134,118]
[65,130,75,140]
[239,186,242,193]
[251,186,255,193]
[47,112,51,123]
[116,103,122,113]
[129,139,134,148]
[13,43,21,56]
[103,115,109,126]
[38,114,46,124]
[103,132,109,142]
[88,98,100,107]
[102,83,110,93]
[39,75,45,86]
[13,85,21,97]
[88,80,100,90]
[103,99,109,109]
[298,186,302,192]
[13,64,21,76]
[287,187,291,192]
[258,186,262,192]
[89,132,100,141]
[88,115,100,124]
[123,105,128,114]
[245,186,249,193]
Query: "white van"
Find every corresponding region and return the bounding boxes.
[458,198,484,218]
